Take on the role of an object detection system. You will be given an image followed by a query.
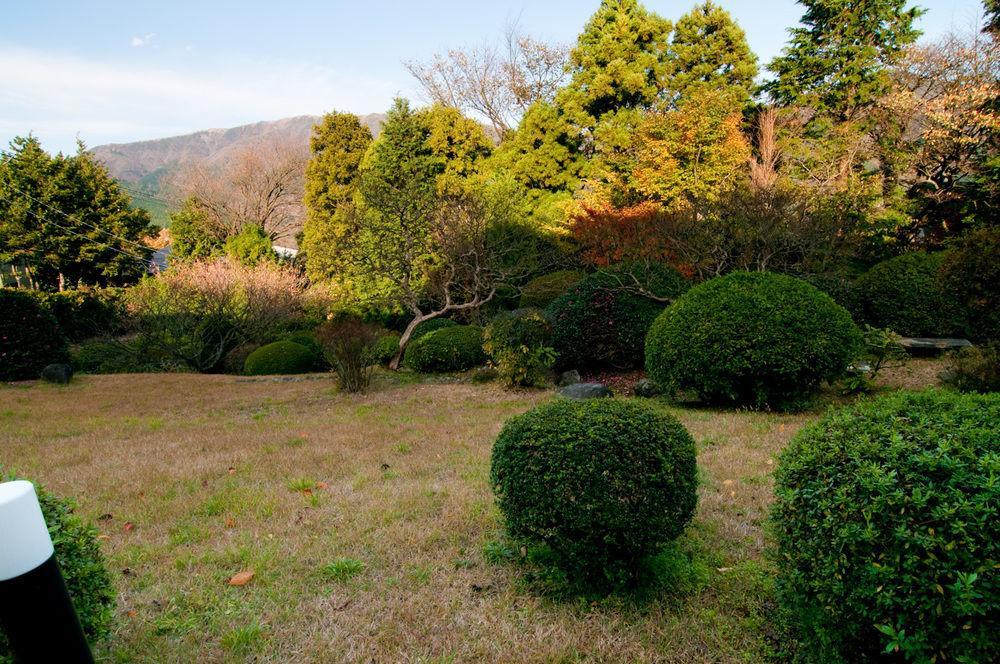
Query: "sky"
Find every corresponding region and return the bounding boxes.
[0,0,988,154]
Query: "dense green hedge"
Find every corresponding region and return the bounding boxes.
[646,272,862,410]
[939,227,1000,341]
[773,390,1000,662]
[243,340,317,376]
[404,325,485,373]
[0,289,70,381]
[852,252,965,338]
[483,308,555,388]
[3,288,127,342]
[0,469,116,656]
[410,317,458,341]
[491,399,697,588]
[519,270,585,309]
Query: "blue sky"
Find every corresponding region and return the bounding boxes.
[0,0,988,154]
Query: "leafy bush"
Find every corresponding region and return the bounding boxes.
[646,272,862,410]
[841,326,907,395]
[127,259,303,372]
[315,318,381,392]
[0,289,69,381]
[221,342,260,375]
[852,252,965,338]
[941,343,1000,393]
[71,337,176,374]
[545,263,688,369]
[939,227,1000,341]
[410,317,458,341]
[483,308,556,388]
[25,288,127,342]
[282,331,327,370]
[370,331,401,366]
[772,390,1000,662]
[404,325,485,373]
[0,469,116,655]
[490,399,697,588]
[243,341,317,376]
[519,270,585,309]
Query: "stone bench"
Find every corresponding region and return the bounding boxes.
[898,337,973,356]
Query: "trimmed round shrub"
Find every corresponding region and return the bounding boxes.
[282,331,327,370]
[852,252,965,337]
[491,399,697,587]
[371,331,402,366]
[404,325,485,373]
[0,289,70,381]
[646,272,862,410]
[773,390,1000,662]
[519,270,585,309]
[243,340,317,376]
[483,308,555,388]
[0,469,116,655]
[410,317,458,342]
[545,263,688,369]
[940,227,1000,341]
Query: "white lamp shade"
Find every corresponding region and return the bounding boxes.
[0,481,55,581]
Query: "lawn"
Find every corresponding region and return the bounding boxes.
[0,361,945,663]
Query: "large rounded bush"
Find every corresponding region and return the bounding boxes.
[519,270,585,309]
[243,340,317,376]
[484,308,555,388]
[852,252,965,337]
[410,317,457,342]
[545,263,687,369]
[0,289,70,381]
[371,330,402,367]
[282,331,327,370]
[646,272,862,410]
[491,399,697,585]
[404,325,485,373]
[773,390,1000,662]
[939,227,1000,341]
[0,470,116,655]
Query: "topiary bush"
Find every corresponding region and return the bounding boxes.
[852,252,965,338]
[404,325,485,373]
[243,340,317,376]
[491,399,697,588]
[282,331,327,370]
[646,271,862,410]
[519,270,585,309]
[772,390,1000,662]
[939,227,1000,341]
[0,289,70,381]
[483,308,556,388]
[410,317,458,342]
[545,263,688,370]
[0,469,116,656]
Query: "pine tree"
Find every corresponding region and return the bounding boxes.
[766,0,923,120]
[489,101,586,193]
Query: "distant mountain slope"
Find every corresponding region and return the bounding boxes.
[91,113,385,226]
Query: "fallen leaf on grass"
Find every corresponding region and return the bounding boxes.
[228,570,255,586]
[316,482,329,490]
[225,518,236,528]
[123,522,135,533]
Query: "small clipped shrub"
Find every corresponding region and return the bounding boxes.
[404,325,485,373]
[772,390,1000,662]
[939,227,1000,341]
[243,340,316,376]
[646,272,862,410]
[490,399,697,588]
[0,469,116,655]
[852,252,965,338]
[483,308,556,388]
[282,331,327,370]
[410,317,458,342]
[315,317,381,393]
[0,289,70,381]
[371,331,402,367]
[519,270,585,309]
[941,342,1000,393]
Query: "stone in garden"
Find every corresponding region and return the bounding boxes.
[40,363,73,384]
[557,370,581,387]
[632,378,660,397]
[898,337,972,356]
[559,382,613,399]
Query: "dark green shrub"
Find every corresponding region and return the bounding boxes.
[483,308,556,388]
[0,289,69,381]
[491,399,697,588]
[404,325,485,373]
[243,341,317,376]
[32,288,127,342]
[315,318,381,393]
[371,331,402,366]
[545,263,687,369]
[72,337,177,374]
[282,331,327,370]
[646,272,862,410]
[410,317,458,341]
[852,252,965,338]
[941,343,1000,393]
[939,227,1000,341]
[519,270,585,309]
[772,390,1000,662]
[0,469,116,655]
[221,342,260,375]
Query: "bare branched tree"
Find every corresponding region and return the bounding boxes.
[405,22,568,139]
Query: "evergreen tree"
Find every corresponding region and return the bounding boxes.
[415,104,493,195]
[169,197,224,262]
[987,0,1000,35]
[766,0,923,120]
[489,101,586,193]
[668,1,759,104]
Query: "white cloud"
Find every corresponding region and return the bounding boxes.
[130,33,155,48]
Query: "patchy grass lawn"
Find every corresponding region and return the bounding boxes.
[0,361,944,663]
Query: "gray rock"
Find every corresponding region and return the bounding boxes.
[557,370,581,387]
[40,363,73,384]
[559,382,613,399]
[899,337,973,356]
[632,378,660,397]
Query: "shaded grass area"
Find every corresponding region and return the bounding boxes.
[0,361,943,662]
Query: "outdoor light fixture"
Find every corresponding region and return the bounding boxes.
[0,480,94,663]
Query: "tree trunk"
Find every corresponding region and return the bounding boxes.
[388,315,430,371]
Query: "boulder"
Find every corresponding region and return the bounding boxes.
[559,382,613,399]
[40,363,74,384]
[557,370,581,387]
[632,378,660,397]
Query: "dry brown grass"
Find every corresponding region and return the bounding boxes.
[0,361,945,663]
